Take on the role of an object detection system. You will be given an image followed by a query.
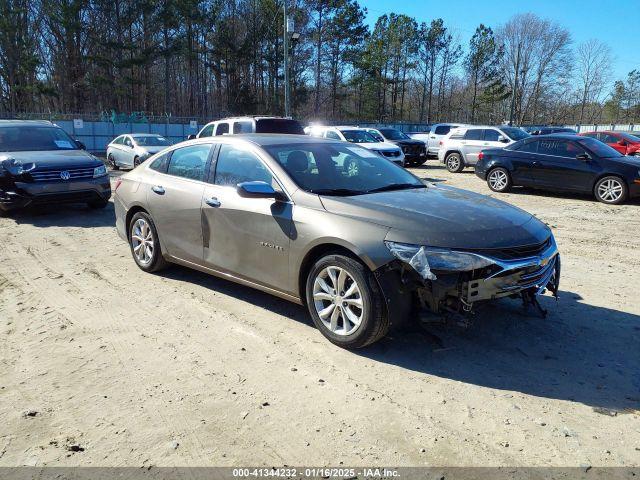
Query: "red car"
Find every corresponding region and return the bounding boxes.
[579,131,640,156]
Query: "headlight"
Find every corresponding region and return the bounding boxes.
[385,241,495,281]
[93,165,108,178]
[1,157,35,176]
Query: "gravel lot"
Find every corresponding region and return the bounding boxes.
[0,162,639,467]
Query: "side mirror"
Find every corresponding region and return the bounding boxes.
[187,134,197,140]
[237,181,278,199]
[75,140,86,150]
[576,153,590,161]
[498,135,509,143]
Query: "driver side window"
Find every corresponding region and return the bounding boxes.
[214,144,274,187]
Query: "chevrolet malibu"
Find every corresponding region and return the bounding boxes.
[114,135,560,348]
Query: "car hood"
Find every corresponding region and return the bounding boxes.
[357,142,400,151]
[320,184,550,249]
[386,139,425,147]
[1,150,102,169]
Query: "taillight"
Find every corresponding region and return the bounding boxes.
[439,141,443,146]
[478,152,484,161]
[114,178,123,191]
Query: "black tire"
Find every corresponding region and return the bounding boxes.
[128,211,169,273]
[594,175,628,205]
[108,154,119,170]
[88,198,109,209]
[445,152,464,173]
[133,156,141,168]
[486,167,513,193]
[305,254,388,349]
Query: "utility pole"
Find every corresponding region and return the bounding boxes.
[283,0,291,118]
[509,41,521,126]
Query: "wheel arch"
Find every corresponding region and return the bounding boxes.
[297,242,372,305]
[591,172,628,192]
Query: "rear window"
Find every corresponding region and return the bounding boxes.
[255,119,304,134]
[434,125,451,135]
[500,127,529,141]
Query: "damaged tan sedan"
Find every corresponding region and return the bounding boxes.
[114,135,560,348]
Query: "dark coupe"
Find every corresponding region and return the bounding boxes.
[475,134,640,204]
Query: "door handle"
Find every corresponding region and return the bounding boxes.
[483,143,489,145]
[204,197,221,208]
[151,185,165,195]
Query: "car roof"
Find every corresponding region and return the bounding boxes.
[530,133,584,140]
[204,116,295,125]
[203,133,343,147]
[0,120,56,128]
[129,133,163,137]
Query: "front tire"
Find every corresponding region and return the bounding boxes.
[108,154,119,170]
[487,167,513,193]
[133,156,141,168]
[594,176,627,205]
[128,211,168,272]
[445,153,464,173]
[305,254,388,349]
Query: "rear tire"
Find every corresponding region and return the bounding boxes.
[487,167,513,193]
[128,211,169,273]
[133,156,141,168]
[445,152,464,173]
[594,176,627,205]
[305,254,388,349]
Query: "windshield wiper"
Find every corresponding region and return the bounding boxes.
[309,188,365,196]
[366,183,426,193]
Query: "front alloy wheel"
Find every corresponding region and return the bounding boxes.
[108,154,119,170]
[595,176,627,205]
[445,153,463,173]
[305,254,388,349]
[487,167,512,193]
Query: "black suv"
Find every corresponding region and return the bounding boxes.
[367,127,428,166]
[0,120,111,215]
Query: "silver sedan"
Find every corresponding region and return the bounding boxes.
[106,134,171,170]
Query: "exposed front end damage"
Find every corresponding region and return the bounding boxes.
[377,235,560,324]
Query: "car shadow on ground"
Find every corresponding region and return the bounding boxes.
[159,263,640,413]
[362,291,640,413]
[7,202,116,228]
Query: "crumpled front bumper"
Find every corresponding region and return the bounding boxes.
[0,177,111,211]
[463,244,560,302]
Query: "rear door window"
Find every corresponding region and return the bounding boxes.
[166,144,211,181]
[538,140,584,158]
[515,140,538,153]
[149,151,171,173]
[215,123,230,136]
[463,129,483,141]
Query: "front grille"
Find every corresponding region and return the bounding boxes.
[382,150,400,158]
[403,145,424,155]
[466,237,552,261]
[29,167,95,182]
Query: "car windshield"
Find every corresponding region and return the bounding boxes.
[0,126,79,152]
[341,130,378,144]
[255,119,305,134]
[621,132,640,142]
[577,137,623,158]
[379,128,410,140]
[134,135,170,146]
[265,143,425,196]
[501,127,530,141]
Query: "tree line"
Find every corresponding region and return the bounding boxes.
[1,0,639,125]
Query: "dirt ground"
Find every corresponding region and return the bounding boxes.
[0,162,639,467]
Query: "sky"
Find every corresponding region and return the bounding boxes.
[363,0,639,83]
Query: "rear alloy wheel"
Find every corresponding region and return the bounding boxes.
[129,212,168,272]
[594,176,627,205]
[305,254,388,349]
[487,167,512,193]
[344,157,360,177]
[133,156,141,168]
[445,153,464,173]
[108,154,119,170]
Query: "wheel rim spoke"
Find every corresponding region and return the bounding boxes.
[312,265,363,336]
